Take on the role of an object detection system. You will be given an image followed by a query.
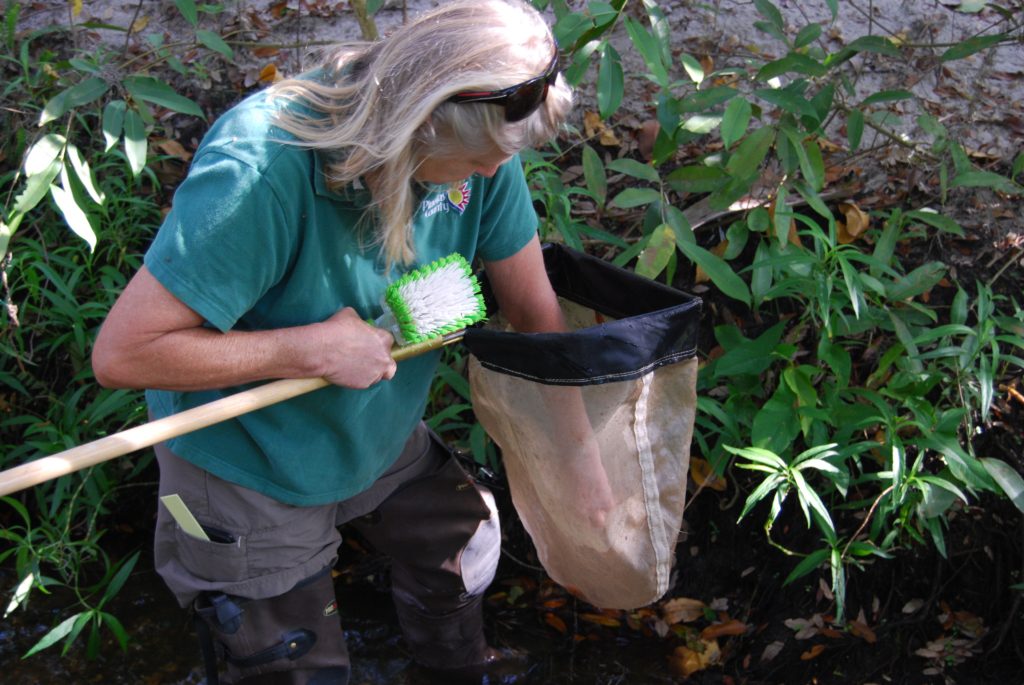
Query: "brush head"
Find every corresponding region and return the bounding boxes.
[380,253,487,345]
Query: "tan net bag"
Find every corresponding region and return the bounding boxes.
[464,244,701,610]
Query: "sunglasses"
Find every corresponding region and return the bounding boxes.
[447,47,560,123]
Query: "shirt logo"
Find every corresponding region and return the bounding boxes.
[421,181,472,218]
[446,181,472,214]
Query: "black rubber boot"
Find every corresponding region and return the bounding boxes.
[194,567,350,685]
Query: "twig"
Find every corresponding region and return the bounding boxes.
[987,247,1024,289]
[841,483,895,561]
[121,0,144,59]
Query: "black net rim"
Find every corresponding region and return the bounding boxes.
[464,243,702,386]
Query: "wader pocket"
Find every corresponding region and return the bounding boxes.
[174,523,248,583]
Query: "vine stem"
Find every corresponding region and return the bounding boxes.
[841,483,895,561]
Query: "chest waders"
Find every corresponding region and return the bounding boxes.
[193,566,350,684]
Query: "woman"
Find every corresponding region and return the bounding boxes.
[92,1,612,683]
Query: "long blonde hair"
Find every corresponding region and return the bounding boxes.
[269,0,572,266]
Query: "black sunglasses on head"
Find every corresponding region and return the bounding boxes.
[447,47,560,123]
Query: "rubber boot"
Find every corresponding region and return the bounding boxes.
[194,567,350,685]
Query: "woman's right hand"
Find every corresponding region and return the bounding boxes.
[312,307,398,388]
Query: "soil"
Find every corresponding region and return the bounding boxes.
[3,1,1023,684]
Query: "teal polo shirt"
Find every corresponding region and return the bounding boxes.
[144,88,537,505]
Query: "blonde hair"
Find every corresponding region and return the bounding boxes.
[269,0,572,266]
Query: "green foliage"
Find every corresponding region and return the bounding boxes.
[521,0,1024,626]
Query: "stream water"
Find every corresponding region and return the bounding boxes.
[0,552,679,685]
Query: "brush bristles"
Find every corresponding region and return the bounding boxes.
[383,253,486,345]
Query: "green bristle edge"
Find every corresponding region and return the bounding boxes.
[383,253,487,344]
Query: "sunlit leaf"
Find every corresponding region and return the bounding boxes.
[981,458,1024,514]
[49,184,97,251]
[23,612,84,658]
[123,107,148,177]
[679,53,704,85]
[38,76,109,125]
[65,144,105,205]
[102,100,126,151]
[606,158,660,183]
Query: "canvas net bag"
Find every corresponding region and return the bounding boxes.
[464,244,701,610]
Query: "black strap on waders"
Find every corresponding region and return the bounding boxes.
[194,610,221,685]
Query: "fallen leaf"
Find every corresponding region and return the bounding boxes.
[701,619,748,640]
[260,63,284,84]
[690,457,728,492]
[544,612,567,633]
[849,620,878,643]
[252,46,281,58]
[836,201,871,244]
[155,139,193,161]
[662,597,707,624]
[761,641,785,662]
[131,15,150,33]
[800,644,826,660]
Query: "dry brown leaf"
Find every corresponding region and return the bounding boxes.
[252,46,281,58]
[849,620,878,643]
[668,640,722,677]
[583,111,621,146]
[701,619,748,640]
[800,644,826,660]
[699,54,714,75]
[662,597,707,625]
[71,0,83,17]
[837,202,870,244]
[690,458,728,492]
[155,139,192,161]
[260,63,284,84]
[131,16,150,33]
[544,612,567,633]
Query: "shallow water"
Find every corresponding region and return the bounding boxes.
[0,558,679,685]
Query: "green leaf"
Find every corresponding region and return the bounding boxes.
[773,185,791,245]
[12,161,61,217]
[581,144,607,207]
[721,97,752,149]
[981,458,1024,514]
[38,77,109,126]
[123,108,148,177]
[756,53,828,80]
[175,0,199,26]
[196,29,233,59]
[666,165,729,194]
[49,184,97,251]
[597,44,624,120]
[24,133,66,175]
[726,125,776,176]
[887,262,946,301]
[905,208,964,236]
[847,108,864,151]
[677,241,751,306]
[753,0,785,34]
[102,100,126,152]
[784,547,829,585]
[681,113,722,134]
[100,612,130,652]
[679,53,704,85]
[940,33,1006,62]
[606,158,660,183]
[99,552,139,607]
[861,89,915,106]
[624,17,669,87]
[610,187,661,208]
[952,170,1022,194]
[635,224,675,279]
[680,85,738,113]
[23,613,84,658]
[65,144,105,205]
[1012,152,1024,180]
[794,23,823,49]
[124,76,205,118]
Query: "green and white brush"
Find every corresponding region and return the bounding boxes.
[377,253,487,347]
[0,253,488,496]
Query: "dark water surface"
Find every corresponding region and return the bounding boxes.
[0,557,678,685]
